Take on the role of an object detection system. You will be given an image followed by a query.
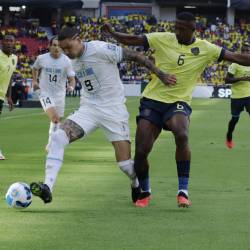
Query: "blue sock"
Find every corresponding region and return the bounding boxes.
[139,177,150,193]
[177,161,190,193]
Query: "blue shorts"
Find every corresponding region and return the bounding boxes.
[137,97,192,130]
[231,97,250,117]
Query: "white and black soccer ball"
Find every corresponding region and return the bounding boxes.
[5,182,32,209]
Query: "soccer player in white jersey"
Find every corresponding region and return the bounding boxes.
[32,37,76,150]
[30,27,176,204]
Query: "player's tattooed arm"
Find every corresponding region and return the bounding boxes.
[122,48,176,86]
[61,119,85,143]
[101,23,144,46]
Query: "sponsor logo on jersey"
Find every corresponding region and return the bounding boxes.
[45,68,62,74]
[107,44,117,51]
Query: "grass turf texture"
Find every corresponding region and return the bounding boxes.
[0,97,250,250]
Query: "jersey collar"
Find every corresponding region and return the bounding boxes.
[80,42,88,58]
[177,37,196,46]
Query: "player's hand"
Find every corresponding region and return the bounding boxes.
[158,72,177,86]
[101,23,114,37]
[67,85,74,93]
[33,81,40,91]
[7,97,14,111]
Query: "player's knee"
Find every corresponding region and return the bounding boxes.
[51,129,69,148]
[175,130,189,147]
[135,143,151,158]
[51,115,60,124]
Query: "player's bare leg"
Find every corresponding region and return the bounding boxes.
[134,119,161,207]
[166,114,192,208]
[112,140,140,203]
[30,119,84,203]
[45,107,61,152]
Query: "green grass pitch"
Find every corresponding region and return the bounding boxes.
[0,97,250,250]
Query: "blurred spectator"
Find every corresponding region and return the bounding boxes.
[2,14,250,86]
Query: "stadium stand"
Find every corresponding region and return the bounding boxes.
[1,7,250,96]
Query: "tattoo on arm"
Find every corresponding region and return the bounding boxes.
[122,48,162,76]
[60,119,85,143]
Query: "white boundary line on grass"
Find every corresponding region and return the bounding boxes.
[0,97,139,121]
[0,106,76,120]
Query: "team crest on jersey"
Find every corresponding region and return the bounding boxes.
[191,47,200,56]
[12,59,15,65]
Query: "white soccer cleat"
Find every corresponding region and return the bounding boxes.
[0,151,6,160]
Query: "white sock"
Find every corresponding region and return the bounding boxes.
[45,129,69,191]
[48,122,61,148]
[118,159,139,188]
[178,189,188,197]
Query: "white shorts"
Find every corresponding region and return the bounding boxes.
[67,104,130,142]
[39,95,65,117]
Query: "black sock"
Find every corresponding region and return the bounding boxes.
[227,116,239,141]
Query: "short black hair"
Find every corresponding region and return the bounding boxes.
[49,36,58,46]
[177,12,195,22]
[58,26,79,41]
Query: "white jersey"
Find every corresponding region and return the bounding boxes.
[72,41,125,106]
[33,53,75,97]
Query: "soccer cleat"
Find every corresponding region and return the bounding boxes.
[135,192,151,208]
[226,139,234,149]
[131,186,141,203]
[30,182,52,204]
[177,192,191,208]
[0,150,5,160]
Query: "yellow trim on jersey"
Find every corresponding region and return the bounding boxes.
[143,32,222,104]
[228,63,250,99]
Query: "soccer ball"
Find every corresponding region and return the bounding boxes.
[5,182,32,209]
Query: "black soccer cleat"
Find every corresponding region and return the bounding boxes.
[131,186,141,203]
[30,182,52,204]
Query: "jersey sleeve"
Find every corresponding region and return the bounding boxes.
[205,41,224,63]
[65,57,75,77]
[98,42,123,64]
[32,56,41,70]
[145,32,171,50]
[228,63,237,75]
